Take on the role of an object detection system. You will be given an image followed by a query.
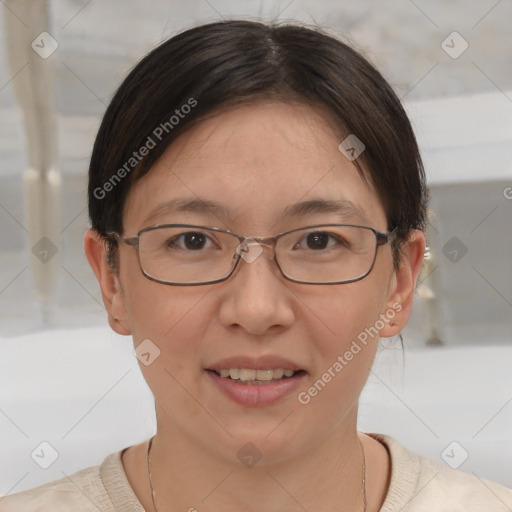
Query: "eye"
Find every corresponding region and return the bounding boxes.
[167,231,215,251]
[297,231,342,250]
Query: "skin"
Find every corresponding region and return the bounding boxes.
[85,100,425,512]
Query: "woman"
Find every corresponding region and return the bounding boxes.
[2,19,511,512]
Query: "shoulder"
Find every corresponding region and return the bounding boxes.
[367,433,512,512]
[0,455,115,512]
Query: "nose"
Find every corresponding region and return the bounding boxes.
[217,241,296,336]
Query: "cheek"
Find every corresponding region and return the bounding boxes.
[119,252,215,350]
[122,277,217,411]
[308,279,386,346]
[295,285,384,424]
[302,275,390,390]
[127,285,214,347]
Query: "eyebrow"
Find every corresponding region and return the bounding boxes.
[142,197,370,226]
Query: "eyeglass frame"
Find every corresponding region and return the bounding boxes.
[108,223,398,286]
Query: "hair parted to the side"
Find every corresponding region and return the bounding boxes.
[88,19,429,270]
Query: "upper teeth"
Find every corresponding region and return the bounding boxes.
[217,368,296,381]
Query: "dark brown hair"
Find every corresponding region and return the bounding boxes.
[88,19,429,270]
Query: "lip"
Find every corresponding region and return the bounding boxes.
[206,355,304,372]
[206,369,307,407]
[205,355,307,407]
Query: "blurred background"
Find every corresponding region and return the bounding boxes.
[1,0,511,497]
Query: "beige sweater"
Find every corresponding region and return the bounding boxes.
[1,433,511,511]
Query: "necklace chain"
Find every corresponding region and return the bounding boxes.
[147,434,366,512]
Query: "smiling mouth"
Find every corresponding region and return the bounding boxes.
[207,368,306,384]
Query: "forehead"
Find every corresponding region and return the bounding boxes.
[123,101,387,233]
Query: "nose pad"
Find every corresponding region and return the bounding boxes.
[235,238,264,264]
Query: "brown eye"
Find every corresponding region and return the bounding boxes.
[305,232,330,250]
[296,231,341,251]
[166,232,211,250]
[182,232,207,250]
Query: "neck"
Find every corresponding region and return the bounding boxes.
[147,413,366,512]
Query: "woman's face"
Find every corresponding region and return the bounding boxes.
[101,101,418,465]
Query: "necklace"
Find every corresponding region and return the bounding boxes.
[147,434,367,511]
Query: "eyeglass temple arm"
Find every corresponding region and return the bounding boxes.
[376,227,398,245]
[105,232,139,247]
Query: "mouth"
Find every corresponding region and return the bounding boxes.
[206,368,307,385]
[205,362,307,406]
[205,355,307,406]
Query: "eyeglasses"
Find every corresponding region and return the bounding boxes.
[109,223,397,286]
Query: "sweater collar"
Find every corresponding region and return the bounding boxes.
[99,433,420,512]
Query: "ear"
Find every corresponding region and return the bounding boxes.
[83,229,131,335]
[379,229,426,337]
